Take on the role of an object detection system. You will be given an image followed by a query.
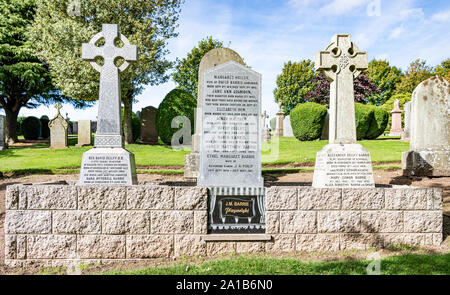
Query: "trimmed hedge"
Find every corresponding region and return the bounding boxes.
[22,116,41,140]
[156,89,196,145]
[365,105,389,139]
[381,93,411,132]
[121,109,141,142]
[355,103,372,140]
[40,116,50,139]
[291,102,327,141]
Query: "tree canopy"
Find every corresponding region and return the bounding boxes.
[367,59,403,105]
[394,59,433,95]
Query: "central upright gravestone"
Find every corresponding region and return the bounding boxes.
[79,24,137,185]
[312,34,375,188]
[198,61,265,234]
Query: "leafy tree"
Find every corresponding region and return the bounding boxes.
[172,36,224,97]
[435,58,450,82]
[367,59,403,105]
[304,72,380,107]
[29,0,182,143]
[273,60,316,114]
[394,59,433,95]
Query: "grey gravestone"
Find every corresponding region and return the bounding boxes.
[76,120,92,147]
[389,99,403,136]
[402,76,449,176]
[140,106,158,144]
[283,115,294,137]
[48,103,69,149]
[198,61,265,234]
[274,101,284,137]
[261,110,270,142]
[312,34,374,188]
[401,101,411,141]
[79,24,138,185]
[0,115,7,150]
[184,48,245,181]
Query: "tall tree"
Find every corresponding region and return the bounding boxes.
[394,59,433,95]
[172,36,223,97]
[273,60,316,114]
[0,0,66,143]
[29,0,182,143]
[304,72,380,107]
[367,59,403,105]
[435,58,450,82]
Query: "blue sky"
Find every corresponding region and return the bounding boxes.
[11,0,450,120]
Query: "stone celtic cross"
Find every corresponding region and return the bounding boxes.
[55,103,62,115]
[82,24,137,147]
[315,34,368,144]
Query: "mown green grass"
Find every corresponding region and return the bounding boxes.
[104,253,450,275]
[0,137,409,174]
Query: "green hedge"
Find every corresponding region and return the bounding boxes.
[355,103,372,140]
[22,116,41,140]
[121,109,141,142]
[156,89,196,145]
[381,93,411,132]
[365,106,389,139]
[290,102,327,141]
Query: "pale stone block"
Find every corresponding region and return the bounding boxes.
[265,211,280,234]
[280,211,317,233]
[5,235,16,259]
[296,234,340,252]
[385,188,428,210]
[432,233,443,245]
[151,211,194,234]
[265,234,295,253]
[194,211,208,234]
[17,236,27,259]
[318,211,361,233]
[127,186,174,209]
[102,211,150,234]
[78,186,126,210]
[174,187,207,210]
[126,235,173,258]
[27,235,76,259]
[340,234,383,250]
[175,235,207,257]
[403,211,442,233]
[5,185,19,210]
[298,188,341,210]
[361,211,403,233]
[27,186,77,209]
[432,188,443,210]
[382,233,434,247]
[266,187,297,210]
[53,211,101,234]
[207,242,236,256]
[77,235,125,259]
[342,188,384,210]
[236,242,265,253]
[5,211,51,234]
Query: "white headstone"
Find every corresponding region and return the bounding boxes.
[312,34,374,188]
[0,115,7,150]
[76,120,92,147]
[401,101,411,141]
[283,115,294,137]
[274,101,284,137]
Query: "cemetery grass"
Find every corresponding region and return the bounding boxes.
[0,137,408,175]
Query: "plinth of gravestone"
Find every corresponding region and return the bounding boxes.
[197,61,265,234]
[402,76,449,177]
[184,47,245,181]
[0,115,7,150]
[48,103,69,149]
[283,115,294,137]
[389,99,403,136]
[140,106,158,144]
[312,34,374,188]
[76,120,92,147]
[401,101,411,141]
[79,24,137,185]
[274,101,284,137]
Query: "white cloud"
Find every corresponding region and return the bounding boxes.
[432,10,450,22]
[389,25,405,40]
[319,0,368,16]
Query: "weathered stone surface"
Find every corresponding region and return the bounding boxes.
[389,99,403,136]
[433,188,443,210]
[296,234,340,252]
[206,242,236,256]
[27,235,76,259]
[265,234,295,253]
[76,120,92,146]
[5,185,19,210]
[280,211,317,233]
[361,211,403,233]
[5,235,17,259]
[382,233,436,247]
[102,211,150,234]
[266,187,297,210]
[127,186,174,209]
[318,211,361,233]
[53,211,101,234]
[194,211,208,234]
[298,188,341,210]
[265,211,280,234]
[385,188,428,210]
[340,234,383,250]
[174,187,207,210]
[127,235,173,258]
[236,242,265,253]
[175,235,207,257]
[342,189,384,210]
[49,105,69,149]
[151,211,194,234]
[5,211,51,234]
[403,211,442,233]
[78,186,126,210]
[78,235,125,259]
[27,186,77,209]
[16,236,27,259]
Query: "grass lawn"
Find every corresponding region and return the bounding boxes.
[0,137,409,174]
[104,253,450,275]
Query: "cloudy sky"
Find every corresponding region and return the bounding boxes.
[11,0,450,121]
